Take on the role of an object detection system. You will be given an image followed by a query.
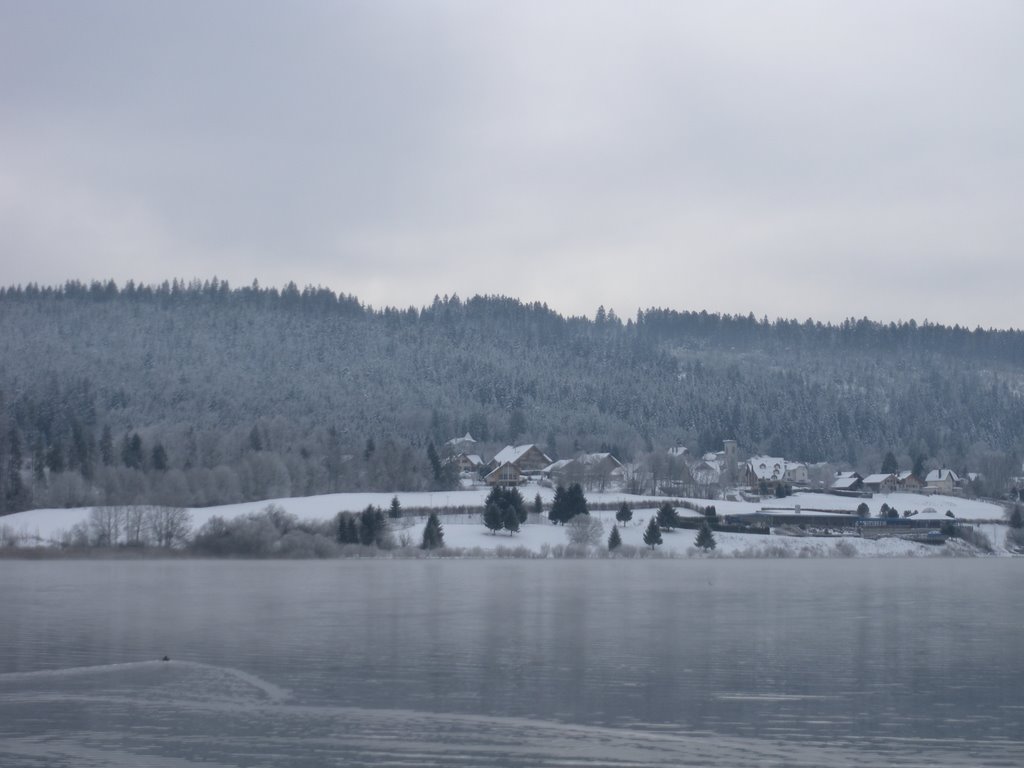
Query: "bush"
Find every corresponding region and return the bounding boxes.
[566,515,604,546]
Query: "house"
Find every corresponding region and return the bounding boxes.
[925,469,960,494]
[445,433,477,450]
[896,471,922,491]
[577,452,623,489]
[863,473,897,493]
[784,461,809,485]
[449,453,484,474]
[542,458,583,486]
[676,439,739,487]
[746,456,787,493]
[485,462,524,486]
[831,471,863,492]
[691,459,722,498]
[489,444,552,474]
[749,456,786,487]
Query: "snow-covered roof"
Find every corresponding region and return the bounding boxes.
[544,459,576,473]
[831,477,861,490]
[897,471,917,481]
[492,444,547,465]
[578,452,622,467]
[926,469,960,483]
[863,473,895,485]
[835,471,860,480]
[464,454,483,466]
[446,432,476,446]
[748,456,786,481]
[667,446,689,458]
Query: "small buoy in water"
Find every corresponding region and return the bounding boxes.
[161,655,170,662]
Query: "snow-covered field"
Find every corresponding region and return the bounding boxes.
[1,486,1013,557]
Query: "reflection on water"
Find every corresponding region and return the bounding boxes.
[1,559,1022,766]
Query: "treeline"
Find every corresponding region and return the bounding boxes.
[2,280,1024,513]
[1,503,431,557]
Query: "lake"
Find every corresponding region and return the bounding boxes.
[1,558,1022,766]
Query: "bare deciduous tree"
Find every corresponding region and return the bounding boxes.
[146,506,192,548]
[88,506,124,546]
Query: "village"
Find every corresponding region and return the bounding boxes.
[442,434,1011,546]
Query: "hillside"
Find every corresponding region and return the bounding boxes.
[1,280,1023,511]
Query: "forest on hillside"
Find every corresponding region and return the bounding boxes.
[1,279,1022,512]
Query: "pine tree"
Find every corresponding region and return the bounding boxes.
[421,512,444,549]
[121,433,143,470]
[695,520,716,552]
[643,517,662,550]
[99,425,114,466]
[248,425,263,452]
[657,502,676,530]
[427,441,443,485]
[565,483,588,521]
[508,409,526,441]
[483,499,504,534]
[151,443,168,471]
[32,440,46,483]
[549,485,568,525]
[1009,506,1022,529]
[336,512,359,544]
[881,451,899,474]
[616,502,632,527]
[510,487,528,525]
[533,493,543,517]
[389,495,403,519]
[502,503,520,535]
[913,454,926,478]
[69,420,92,478]
[358,505,388,547]
[608,525,622,551]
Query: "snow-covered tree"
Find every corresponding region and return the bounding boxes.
[643,517,662,550]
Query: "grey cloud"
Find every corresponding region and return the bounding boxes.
[1,1,1021,327]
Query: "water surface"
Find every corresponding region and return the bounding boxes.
[1,559,1021,766]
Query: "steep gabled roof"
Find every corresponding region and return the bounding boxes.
[578,452,622,467]
[492,444,552,468]
[925,469,960,483]
[863,473,895,485]
[748,455,786,481]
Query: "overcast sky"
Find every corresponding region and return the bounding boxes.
[1,1,1021,327]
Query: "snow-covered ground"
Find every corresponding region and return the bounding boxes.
[0,486,1013,557]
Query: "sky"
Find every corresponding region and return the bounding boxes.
[1,0,1022,328]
